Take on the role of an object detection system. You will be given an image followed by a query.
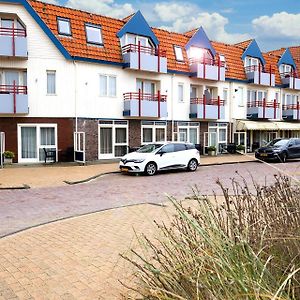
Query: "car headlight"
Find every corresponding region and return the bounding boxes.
[133,159,145,163]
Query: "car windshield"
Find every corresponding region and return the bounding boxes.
[137,144,163,153]
[266,139,288,147]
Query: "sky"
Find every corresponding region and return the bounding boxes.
[48,0,300,51]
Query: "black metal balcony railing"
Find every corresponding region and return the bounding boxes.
[190,96,225,119]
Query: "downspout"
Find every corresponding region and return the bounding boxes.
[229,81,234,142]
[171,74,175,141]
[73,60,78,133]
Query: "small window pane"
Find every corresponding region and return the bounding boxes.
[155,128,165,142]
[143,128,153,143]
[174,144,186,152]
[174,46,184,61]
[58,18,71,36]
[86,24,103,45]
[100,75,107,96]
[40,127,55,146]
[161,144,175,153]
[108,76,116,97]
[47,71,56,95]
[178,84,184,103]
[115,128,127,144]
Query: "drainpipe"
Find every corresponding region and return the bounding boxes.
[73,61,78,133]
[229,81,234,143]
[171,73,175,141]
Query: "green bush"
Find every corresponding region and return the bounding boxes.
[122,175,300,299]
[3,150,15,159]
[207,145,216,152]
[236,144,245,150]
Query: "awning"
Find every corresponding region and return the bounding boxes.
[236,120,300,131]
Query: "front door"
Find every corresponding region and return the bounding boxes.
[99,127,113,159]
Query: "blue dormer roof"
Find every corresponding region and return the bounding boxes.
[278,48,296,69]
[117,11,159,46]
[185,27,216,57]
[241,40,266,65]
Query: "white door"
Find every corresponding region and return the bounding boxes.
[20,126,37,162]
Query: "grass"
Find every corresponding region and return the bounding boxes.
[121,175,300,299]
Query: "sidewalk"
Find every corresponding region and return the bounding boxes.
[0,153,257,189]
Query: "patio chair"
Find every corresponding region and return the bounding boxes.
[43,148,56,163]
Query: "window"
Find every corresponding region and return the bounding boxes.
[174,144,186,152]
[279,64,293,77]
[236,87,244,106]
[57,17,71,36]
[178,83,184,103]
[190,86,197,99]
[174,46,184,61]
[141,121,167,144]
[223,88,228,103]
[86,24,103,45]
[100,75,116,97]
[244,56,259,67]
[47,71,56,95]
[161,144,174,153]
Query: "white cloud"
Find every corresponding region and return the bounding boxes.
[252,12,300,40]
[65,0,134,19]
[158,6,250,44]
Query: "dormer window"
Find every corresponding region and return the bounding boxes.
[245,56,259,67]
[57,17,71,36]
[279,64,293,78]
[122,33,154,49]
[85,23,103,46]
[188,47,212,64]
[174,46,184,61]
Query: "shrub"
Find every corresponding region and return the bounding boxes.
[3,150,15,159]
[207,145,216,152]
[236,144,245,151]
[122,175,300,299]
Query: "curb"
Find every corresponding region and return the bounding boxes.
[64,159,259,185]
[0,184,31,190]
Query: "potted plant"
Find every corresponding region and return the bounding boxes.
[207,145,217,156]
[236,144,245,154]
[3,150,15,164]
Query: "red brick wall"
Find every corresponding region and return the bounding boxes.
[0,118,74,162]
[129,120,141,148]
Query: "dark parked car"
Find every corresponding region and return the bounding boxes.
[255,138,300,163]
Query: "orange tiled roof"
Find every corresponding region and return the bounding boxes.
[27,0,284,83]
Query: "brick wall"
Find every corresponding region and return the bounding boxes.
[128,120,141,148]
[0,117,74,162]
[76,119,98,161]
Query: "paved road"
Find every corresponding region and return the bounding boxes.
[1,161,300,237]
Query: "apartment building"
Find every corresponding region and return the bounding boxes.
[0,0,299,163]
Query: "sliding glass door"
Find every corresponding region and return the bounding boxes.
[18,124,57,163]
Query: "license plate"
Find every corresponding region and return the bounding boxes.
[121,168,128,172]
[260,153,268,157]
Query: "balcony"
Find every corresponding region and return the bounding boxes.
[189,58,225,81]
[280,72,300,90]
[122,43,167,73]
[0,84,28,114]
[123,90,167,118]
[245,65,275,86]
[189,96,225,120]
[282,103,300,121]
[0,27,27,58]
[247,99,279,119]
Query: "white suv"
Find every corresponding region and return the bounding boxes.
[119,142,200,176]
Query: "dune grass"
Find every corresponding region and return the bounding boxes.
[121,175,300,299]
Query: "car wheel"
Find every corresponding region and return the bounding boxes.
[280,152,287,163]
[145,162,157,176]
[187,159,198,171]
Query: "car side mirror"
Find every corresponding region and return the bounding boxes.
[157,151,165,156]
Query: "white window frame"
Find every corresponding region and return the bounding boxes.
[244,56,259,67]
[141,122,167,145]
[279,64,293,76]
[99,74,117,97]
[98,120,128,159]
[17,123,58,163]
[177,122,200,144]
[46,70,56,96]
[236,87,244,107]
[174,45,184,61]
[57,17,71,36]
[123,33,154,48]
[178,83,184,103]
[85,23,103,45]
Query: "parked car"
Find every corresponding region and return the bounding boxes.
[255,138,300,162]
[119,142,200,175]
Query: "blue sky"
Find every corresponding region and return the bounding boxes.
[53,0,300,51]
